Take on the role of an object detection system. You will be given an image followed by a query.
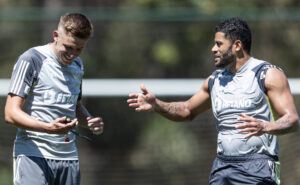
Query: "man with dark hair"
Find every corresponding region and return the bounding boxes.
[5,13,104,185]
[127,17,299,184]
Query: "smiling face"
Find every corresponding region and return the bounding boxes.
[52,27,88,65]
[211,32,236,68]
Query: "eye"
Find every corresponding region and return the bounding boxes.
[216,41,222,47]
[63,45,72,50]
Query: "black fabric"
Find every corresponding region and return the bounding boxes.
[209,154,278,185]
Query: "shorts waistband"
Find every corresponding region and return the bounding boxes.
[217,153,279,162]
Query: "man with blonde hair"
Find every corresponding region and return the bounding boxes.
[5,13,103,185]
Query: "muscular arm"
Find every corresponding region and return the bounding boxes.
[128,78,211,122]
[4,94,76,134]
[236,68,299,138]
[264,68,299,134]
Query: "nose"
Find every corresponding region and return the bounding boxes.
[211,44,217,53]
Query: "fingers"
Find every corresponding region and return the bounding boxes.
[235,122,256,129]
[128,84,148,98]
[128,93,139,99]
[87,117,104,135]
[91,128,103,135]
[236,127,258,133]
[127,98,138,104]
[87,117,102,123]
[59,117,78,127]
[236,125,261,140]
[235,113,266,139]
[237,113,254,122]
[127,94,142,107]
[68,119,78,127]
[128,103,140,108]
[56,116,68,123]
[61,118,78,130]
[243,133,256,140]
[127,94,144,109]
[49,117,78,134]
[140,84,148,95]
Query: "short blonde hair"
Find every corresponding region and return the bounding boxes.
[58,13,93,39]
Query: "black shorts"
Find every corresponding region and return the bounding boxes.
[209,154,280,185]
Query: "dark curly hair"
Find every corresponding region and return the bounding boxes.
[215,17,252,55]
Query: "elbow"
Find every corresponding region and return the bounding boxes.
[293,119,299,132]
[182,102,196,121]
[4,108,15,125]
[4,114,13,125]
[186,112,197,121]
[171,112,195,122]
[290,114,299,133]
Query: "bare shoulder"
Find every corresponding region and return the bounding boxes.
[187,76,211,114]
[265,67,289,90]
[201,76,210,91]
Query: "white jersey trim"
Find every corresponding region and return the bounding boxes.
[10,60,30,95]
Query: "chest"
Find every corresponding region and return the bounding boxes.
[211,71,265,113]
[37,60,82,89]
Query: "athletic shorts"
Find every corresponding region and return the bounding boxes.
[209,154,280,185]
[13,155,80,185]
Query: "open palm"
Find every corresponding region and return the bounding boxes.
[127,84,156,112]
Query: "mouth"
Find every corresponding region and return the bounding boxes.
[64,54,73,60]
[59,54,74,65]
[214,56,220,62]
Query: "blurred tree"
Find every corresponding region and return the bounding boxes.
[0,1,300,185]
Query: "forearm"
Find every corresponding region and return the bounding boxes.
[76,102,92,128]
[153,99,192,122]
[265,113,299,135]
[5,108,48,133]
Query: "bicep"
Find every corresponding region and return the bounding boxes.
[5,94,26,122]
[265,68,297,117]
[5,94,25,110]
[187,77,211,117]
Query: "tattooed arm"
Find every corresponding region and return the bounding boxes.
[127,77,211,122]
[264,68,299,134]
[236,68,299,139]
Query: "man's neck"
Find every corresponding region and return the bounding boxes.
[229,54,251,73]
[50,42,58,58]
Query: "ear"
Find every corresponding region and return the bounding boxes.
[233,40,242,52]
[53,30,58,41]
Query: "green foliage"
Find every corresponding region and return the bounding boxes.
[152,40,179,67]
[1,1,300,185]
[136,115,200,170]
[0,167,13,185]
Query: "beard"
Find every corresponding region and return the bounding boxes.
[215,45,236,68]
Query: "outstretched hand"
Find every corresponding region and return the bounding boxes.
[235,113,267,139]
[127,84,156,112]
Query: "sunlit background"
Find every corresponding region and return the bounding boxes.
[0,1,300,185]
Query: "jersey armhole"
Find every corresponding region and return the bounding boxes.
[255,63,282,121]
[255,63,283,94]
[208,70,220,92]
